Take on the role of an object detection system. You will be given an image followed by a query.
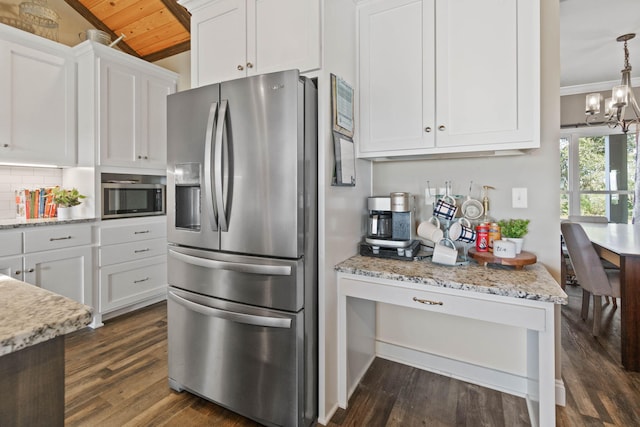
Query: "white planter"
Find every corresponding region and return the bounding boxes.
[505,237,524,254]
[57,206,72,220]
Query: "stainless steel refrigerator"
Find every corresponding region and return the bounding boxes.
[166,70,317,427]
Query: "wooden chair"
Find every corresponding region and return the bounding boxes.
[561,222,621,336]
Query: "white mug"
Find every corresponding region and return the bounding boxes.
[432,238,458,266]
[449,218,476,243]
[493,239,516,258]
[417,217,444,243]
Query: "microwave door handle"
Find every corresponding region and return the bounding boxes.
[169,249,292,276]
[168,290,292,329]
[204,102,219,231]
[214,99,229,232]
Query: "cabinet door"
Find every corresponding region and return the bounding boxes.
[139,74,175,168]
[99,58,139,166]
[192,0,247,86]
[0,256,24,280]
[434,0,538,149]
[250,0,320,76]
[0,40,76,166]
[23,246,93,307]
[358,0,435,155]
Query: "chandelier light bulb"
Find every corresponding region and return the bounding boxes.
[585,93,601,115]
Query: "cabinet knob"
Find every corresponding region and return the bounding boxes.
[438,125,446,131]
[144,156,148,160]
[15,270,22,275]
[27,268,35,273]
[137,155,142,159]
[2,143,9,148]
[237,64,244,71]
[424,127,432,133]
[246,62,254,69]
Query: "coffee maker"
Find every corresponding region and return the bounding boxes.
[361,192,419,259]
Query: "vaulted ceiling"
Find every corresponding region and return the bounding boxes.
[63,0,190,62]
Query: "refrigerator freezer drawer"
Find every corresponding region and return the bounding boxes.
[168,245,304,312]
[168,287,305,427]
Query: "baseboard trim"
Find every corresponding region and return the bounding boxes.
[375,340,565,406]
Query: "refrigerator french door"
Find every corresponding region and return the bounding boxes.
[166,70,317,427]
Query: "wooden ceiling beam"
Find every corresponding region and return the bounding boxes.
[160,0,191,32]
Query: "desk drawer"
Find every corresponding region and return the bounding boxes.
[24,225,92,253]
[100,238,166,266]
[0,232,22,257]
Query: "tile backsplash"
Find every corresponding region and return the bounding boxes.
[0,166,62,219]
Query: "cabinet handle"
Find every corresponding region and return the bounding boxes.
[134,277,150,283]
[412,296,443,306]
[246,62,253,69]
[237,64,244,71]
[424,127,432,133]
[134,248,150,253]
[134,230,150,234]
[50,236,72,241]
[438,125,446,131]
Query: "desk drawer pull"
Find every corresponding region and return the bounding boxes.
[50,236,72,241]
[413,296,443,306]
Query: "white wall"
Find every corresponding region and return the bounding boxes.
[154,50,192,91]
[368,0,560,379]
[317,0,373,423]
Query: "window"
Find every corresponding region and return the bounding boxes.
[560,127,636,223]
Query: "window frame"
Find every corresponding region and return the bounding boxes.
[560,126,635,222]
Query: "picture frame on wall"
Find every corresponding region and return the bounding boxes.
[333,131,356,186]
[331,74,354,138]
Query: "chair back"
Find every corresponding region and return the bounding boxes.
[561,222,613,296]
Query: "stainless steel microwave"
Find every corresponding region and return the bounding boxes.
[101,183,166,219]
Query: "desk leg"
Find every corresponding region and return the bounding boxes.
[527,307,556,427]
[621,255,640,371]
[338,290,348,408]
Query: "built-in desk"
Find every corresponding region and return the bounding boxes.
[335,256,567,427]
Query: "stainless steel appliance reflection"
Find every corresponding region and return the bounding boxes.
[166,70,317,427]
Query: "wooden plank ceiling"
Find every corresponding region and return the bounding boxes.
[64,0,191,62]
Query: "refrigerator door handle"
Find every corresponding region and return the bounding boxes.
[168,291,292,328]
[204,102,219,231]
[169,249,292,276]
[214,99,229,232]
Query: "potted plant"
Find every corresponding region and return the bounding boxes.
[497,218,530,254]
[52,187,86,220]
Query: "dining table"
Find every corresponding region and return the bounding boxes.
[579,222,640,371]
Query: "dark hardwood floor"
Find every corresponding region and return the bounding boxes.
[64,284,640,426]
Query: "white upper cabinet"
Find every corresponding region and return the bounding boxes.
[183,0,321,86]
[76,41,178,170]
[0,26,76,166]
[357,0,540,159]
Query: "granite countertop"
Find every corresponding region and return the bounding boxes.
[335,255,568,305]
[0,217,97,230]
[0,275,93,356]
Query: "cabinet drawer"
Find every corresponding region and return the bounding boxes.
[24,225,92,253]
[100,220,166,245]
[0,232,22,257]
[100,255,167,313]
[100,238,166,266]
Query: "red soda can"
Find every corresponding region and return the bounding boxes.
[476,223,489,252]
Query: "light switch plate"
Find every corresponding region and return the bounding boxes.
[512,188,527,208]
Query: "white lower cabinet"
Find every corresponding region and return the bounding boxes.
[98,217,167,321]
[0,224,94,308]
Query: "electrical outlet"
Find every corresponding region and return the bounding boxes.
[512,188,527,208]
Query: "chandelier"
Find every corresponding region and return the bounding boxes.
[585,33,640,133]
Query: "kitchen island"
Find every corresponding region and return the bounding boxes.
[0,275,92,426]
[335,255,567,427]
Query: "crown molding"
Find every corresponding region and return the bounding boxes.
[560,77,640,96]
